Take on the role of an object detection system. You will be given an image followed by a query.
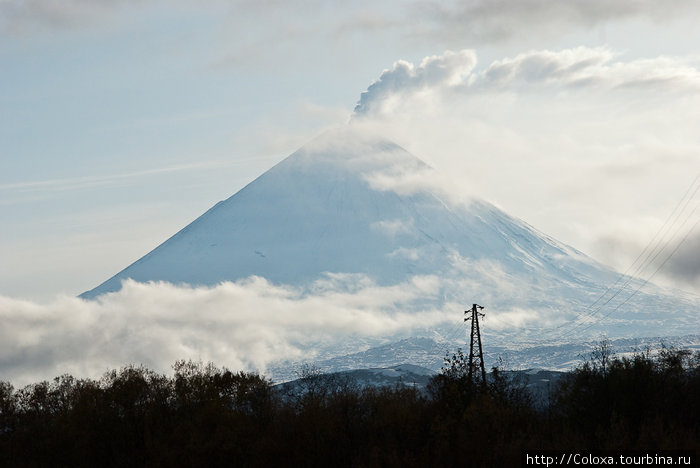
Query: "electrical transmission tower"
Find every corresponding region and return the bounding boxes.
[465,304,486,386]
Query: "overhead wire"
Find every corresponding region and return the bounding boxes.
[467,170,700,342]
[547,171,700,341]
[427,170,700,360]
[558,210,700,340]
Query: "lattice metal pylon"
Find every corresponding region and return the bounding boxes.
[465,303,486,386]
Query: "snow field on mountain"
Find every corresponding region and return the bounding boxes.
[50,128,696,381]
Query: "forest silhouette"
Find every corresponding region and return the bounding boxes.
[0,343,698,467]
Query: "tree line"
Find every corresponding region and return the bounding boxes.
[0,343,698,467]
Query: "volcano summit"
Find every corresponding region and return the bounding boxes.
[83,129,612,301]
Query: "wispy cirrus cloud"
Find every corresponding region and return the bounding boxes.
[0,0,328,35]
[5,0,699,42]
[413,0,700,43]
[0,0,143,33]
[0,158,277,206]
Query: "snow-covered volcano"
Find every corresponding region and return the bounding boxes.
[82,129,613,301]
[81,128,699,374]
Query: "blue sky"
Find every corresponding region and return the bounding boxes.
[2,0,700,301]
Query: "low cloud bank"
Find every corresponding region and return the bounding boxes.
[0,265,559,386]
[0,275,456,386]
[4,254,692,386]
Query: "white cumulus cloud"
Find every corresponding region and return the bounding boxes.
[354,49,478,116]
[354,47,700,117]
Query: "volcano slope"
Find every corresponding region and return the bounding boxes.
[81,128,700,375]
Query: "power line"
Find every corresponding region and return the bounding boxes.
[482,169,700,343]
[551,171,700,339]
[553,197,700,342]
[560,214,700,340]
